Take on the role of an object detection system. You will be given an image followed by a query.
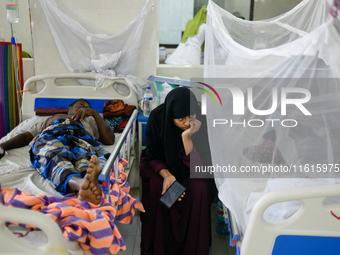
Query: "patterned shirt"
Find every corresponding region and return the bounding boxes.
[27,116,100,147]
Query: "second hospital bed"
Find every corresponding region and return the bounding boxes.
[222,172,340,255]
[0,73,142,254]
[204,0,340,254]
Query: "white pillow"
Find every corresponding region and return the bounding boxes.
[16,116,46,135]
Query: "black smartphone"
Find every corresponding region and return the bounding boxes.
[160,181,186,209]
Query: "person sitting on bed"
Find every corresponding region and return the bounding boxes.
[139,87,216,255]
[0,99,115,205]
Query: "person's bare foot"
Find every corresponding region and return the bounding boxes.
[79,155,102,205]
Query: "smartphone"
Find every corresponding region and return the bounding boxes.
[160,181,186,209]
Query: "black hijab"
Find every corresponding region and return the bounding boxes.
[145,87,212,182]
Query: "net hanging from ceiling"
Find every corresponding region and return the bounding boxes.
[203,0,340,233]
[39,0,149,99]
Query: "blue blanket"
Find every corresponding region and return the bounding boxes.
[30,118,109,194]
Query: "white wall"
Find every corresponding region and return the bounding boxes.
[224,0,250,20]
[222,0,302,21]
[1,0,158,83]
[0,0,307,81]
[254,0,303,20]
[0,0,33,56]
[157,65,203,80]
[159,0,193,45]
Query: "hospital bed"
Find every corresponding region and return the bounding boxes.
[223,182,340,255]
[212,69,340,254]
[0,73,141,254]
[219,143,340,255]
[204,0,340,253]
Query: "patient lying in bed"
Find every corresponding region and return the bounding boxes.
[0,99,115,205]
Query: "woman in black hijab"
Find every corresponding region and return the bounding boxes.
[140,87,216,255]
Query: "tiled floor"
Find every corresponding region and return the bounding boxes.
[112,188,236,255]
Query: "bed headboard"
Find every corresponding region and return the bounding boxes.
[22,73,139,120]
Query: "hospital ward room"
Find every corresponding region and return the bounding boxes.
[1,0,340,254]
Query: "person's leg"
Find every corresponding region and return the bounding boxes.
[67,177,83,193]
[67,155,102,205]
[30,138,85,194]
[140,173,164,255]
[140,156,169,255]
[181,178,216,255]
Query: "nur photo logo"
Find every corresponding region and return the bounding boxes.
[194,78,313,128]
[196,82,223,115]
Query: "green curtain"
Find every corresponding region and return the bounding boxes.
[181,5,207,50]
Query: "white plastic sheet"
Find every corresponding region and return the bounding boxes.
[39,0,149,99]
[165,24,206,65]
[204,0,340,233]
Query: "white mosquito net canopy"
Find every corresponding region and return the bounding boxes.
[203,0,340,233]
[39,0,149,99]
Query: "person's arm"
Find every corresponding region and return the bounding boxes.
[71,108,115,145]
[159,168,176,195]
[181,118,201,155]
[0,132,34,160]
[159,168,185,201]
[179,146,204,168]
[145,157,184,201]
[147,158,176,190]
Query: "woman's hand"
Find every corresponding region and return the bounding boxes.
[71,108,96,122]
[160,170,185,201]
[181,118,201,140]
[182,118,201,155]
[161,174,176,196]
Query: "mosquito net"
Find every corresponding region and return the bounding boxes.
[202,0,340,233]
[39,0,149,99]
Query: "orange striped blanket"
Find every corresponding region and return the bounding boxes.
[0,158,144,255]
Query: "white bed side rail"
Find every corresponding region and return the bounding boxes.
[0,206,68,254]
[241,184,340,255]
[99,109,138,184]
